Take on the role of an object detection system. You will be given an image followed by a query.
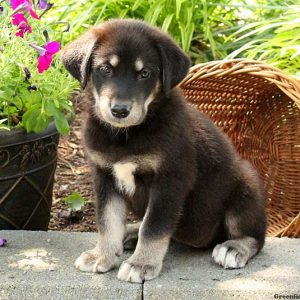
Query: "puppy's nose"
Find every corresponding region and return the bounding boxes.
[111,104,130,119]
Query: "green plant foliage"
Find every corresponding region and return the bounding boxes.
[63,192,85,211]
[46,0,252,63]
[0,2,78,133]
[46,0,300,73]
[226,5,300,76]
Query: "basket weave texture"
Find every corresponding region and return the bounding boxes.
[180,59,300,238]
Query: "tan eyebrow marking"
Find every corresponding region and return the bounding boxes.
[109,55,119,67]
[135,58,144,71]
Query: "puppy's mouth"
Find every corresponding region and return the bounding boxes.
[93,90,146,128]
[99,106,145,128]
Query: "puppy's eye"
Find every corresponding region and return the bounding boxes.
[99,64,113,77]
[138,68,151,80]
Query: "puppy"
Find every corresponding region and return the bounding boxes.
[62,19,267,283]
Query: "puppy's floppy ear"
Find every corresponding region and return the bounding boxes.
[156,36,191,95]
[61,28,100,89]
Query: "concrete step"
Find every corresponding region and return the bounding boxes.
[0,230,299,300]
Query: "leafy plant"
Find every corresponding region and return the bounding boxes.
[45,0,299,67]
[45,0,252,63]
[0,1,78,133]
[226,5,300,76]
[63,192,85,211]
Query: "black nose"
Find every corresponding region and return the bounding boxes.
[111,105,130,119]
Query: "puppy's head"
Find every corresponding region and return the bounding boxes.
[62,19,190,128]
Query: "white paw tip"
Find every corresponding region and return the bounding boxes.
[74,253,94,272]
[94,263,110,273]
[74,251,118,273]
[212,245,227,265]
[117,262,142,283]
[118,260,162,283]
[212,245,247,269]
[117,262,131,279]
[224,250,239,269]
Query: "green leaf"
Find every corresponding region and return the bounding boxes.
[46,102,70,134]
[175,0,183,19]
[161,14,174,32]
[64,192,85,211]
[54,112,70,134]
[22,107,40,132]
[33,113,49,133]
[132,0,144,11]
[0,88,15,100]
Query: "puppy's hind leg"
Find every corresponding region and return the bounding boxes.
[212,161,267,269]
[123,222,141,250]
[212,237,260,269]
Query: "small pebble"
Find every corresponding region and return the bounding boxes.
[48,266,55,272]
[47,239,51,243]
[179,277,189,281]
[58,209,72,219]
[60,184,69,191]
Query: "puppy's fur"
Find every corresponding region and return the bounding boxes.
[62,19,267,283]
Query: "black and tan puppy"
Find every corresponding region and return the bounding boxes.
[62,19,266,283]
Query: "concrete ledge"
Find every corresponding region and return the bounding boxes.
[0,231,299,300]
[144,237,300,300]
[0,231,141,300]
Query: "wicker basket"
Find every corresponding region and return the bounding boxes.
[180,58,300,238]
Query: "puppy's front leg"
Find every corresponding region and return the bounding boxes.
[75,168,126,273]
[118,176,187,283]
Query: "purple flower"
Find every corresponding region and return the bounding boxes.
[0,238,7,247]
[38,0,49,10]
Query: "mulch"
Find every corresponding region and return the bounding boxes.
[49,96,136,232]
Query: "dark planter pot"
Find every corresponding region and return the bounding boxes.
[0,123,59,230]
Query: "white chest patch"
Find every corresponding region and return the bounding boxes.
[113,162,137,196]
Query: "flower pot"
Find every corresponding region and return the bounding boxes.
[0,123,59,230]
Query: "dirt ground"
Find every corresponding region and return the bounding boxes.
[49,96,96,232]
[49,96,136,232]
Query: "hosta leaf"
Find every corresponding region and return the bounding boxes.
[64,192,85,211]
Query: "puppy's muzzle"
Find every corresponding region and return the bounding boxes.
[111,104,131,119]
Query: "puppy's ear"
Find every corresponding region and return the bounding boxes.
[61,28,101,89]
[156,37,191,95]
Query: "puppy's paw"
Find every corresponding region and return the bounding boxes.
[212,244,247,269]
[117,260,162,283]
[75,249,119,273]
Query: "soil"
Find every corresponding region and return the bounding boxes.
[49,95,136,232]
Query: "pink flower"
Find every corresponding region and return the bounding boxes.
[38,41,60,73]
[10,0,39,19]
[30,41,60,73]
[12,13,32,37]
